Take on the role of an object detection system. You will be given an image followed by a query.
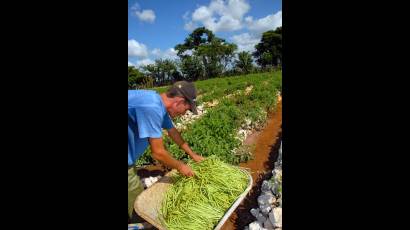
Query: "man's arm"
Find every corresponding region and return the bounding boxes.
[149,137,194,177]
[167,127,204,162]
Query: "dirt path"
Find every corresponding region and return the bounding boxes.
[221,100,282,230]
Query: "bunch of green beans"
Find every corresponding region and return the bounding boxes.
[160,156,249,230]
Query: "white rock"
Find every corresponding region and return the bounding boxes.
[142,178,149,186]
[268,195,276,205]
[268,208,282,228]
[261,187,274,194]
[260,204,272,216]
[273,169,282,180]
[263,218,275,230]
[258,194,275,206]
[239,129,246,135]
[261,180,272,192]
[250,208,260,218]
[248,221,266,230]
[141,176,162,188]
[270,181,281,197]
[268,212,275,227]
[270,183,276,195]
[274,175,282,184]
[256,212,267,223]
[144,180,152,188]
[150,177,158,183]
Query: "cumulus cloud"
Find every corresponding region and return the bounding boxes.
[151,48,178,60]
[136,58,154,67]
[130,2,156,23]
[184,0,250,32]
[128,39,148,57]
[130,46,178,69]
[135,9,156,23]
[184,21,197,31]
[151,48,161,56]
[192,6,212,21]
[230,32,260,53]
[163,48,178,60]
[246,10,282,33]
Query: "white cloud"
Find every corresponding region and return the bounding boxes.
[150,48,178,60]
[231,32,260,53]
[130,2,140,11]
[128,39,148,57]
[135,9,156,23]
[246,11,282,33]
[214,15,242,31]
[227,0,250,20]
[181,49,193,56]
[245,16,253,23]
[151,48,161,56]
[184,21,197,31]
[207,0,249,20]
[129,42,178,69]
[192,6,212,21]
[185,0,250,32]
[209,0,225,15]
[137,58,154,67]
[184,1,281,34]
[163,48,178,60]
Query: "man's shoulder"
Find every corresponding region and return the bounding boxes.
[129,90,161,103]
[128,89,158,97]
[128,90,164,113]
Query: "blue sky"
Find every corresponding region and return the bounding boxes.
[128,0,282,68]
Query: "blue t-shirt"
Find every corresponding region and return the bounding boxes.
[128,90,174,166]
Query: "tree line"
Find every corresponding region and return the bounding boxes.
[128,26,282,89]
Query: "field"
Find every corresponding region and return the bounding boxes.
[134,71,282,230]
[136,71,282,166]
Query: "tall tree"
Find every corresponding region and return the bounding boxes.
[253,27,282,68]
[143,59,179,86]
[175,27,237,79]
[128,66,142,89]
[179,55,204,81]
[235,51,254,74]
[128,66,153,89]
[143,63,160,84]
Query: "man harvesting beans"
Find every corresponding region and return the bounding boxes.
[128,81,205,220]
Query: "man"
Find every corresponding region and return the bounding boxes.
[128,81,204,219]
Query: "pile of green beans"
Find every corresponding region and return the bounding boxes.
[160,156,249,230]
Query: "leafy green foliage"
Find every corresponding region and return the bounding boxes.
[253,27,282,68]
[128,66,153,89]
[175,27,237,79]
[135,71,282,166]
[235,51,254,74]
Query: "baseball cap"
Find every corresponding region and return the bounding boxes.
[170,81,198,114]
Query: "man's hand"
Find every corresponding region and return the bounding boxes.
[177,163,195,177]
[190,152,205,162]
